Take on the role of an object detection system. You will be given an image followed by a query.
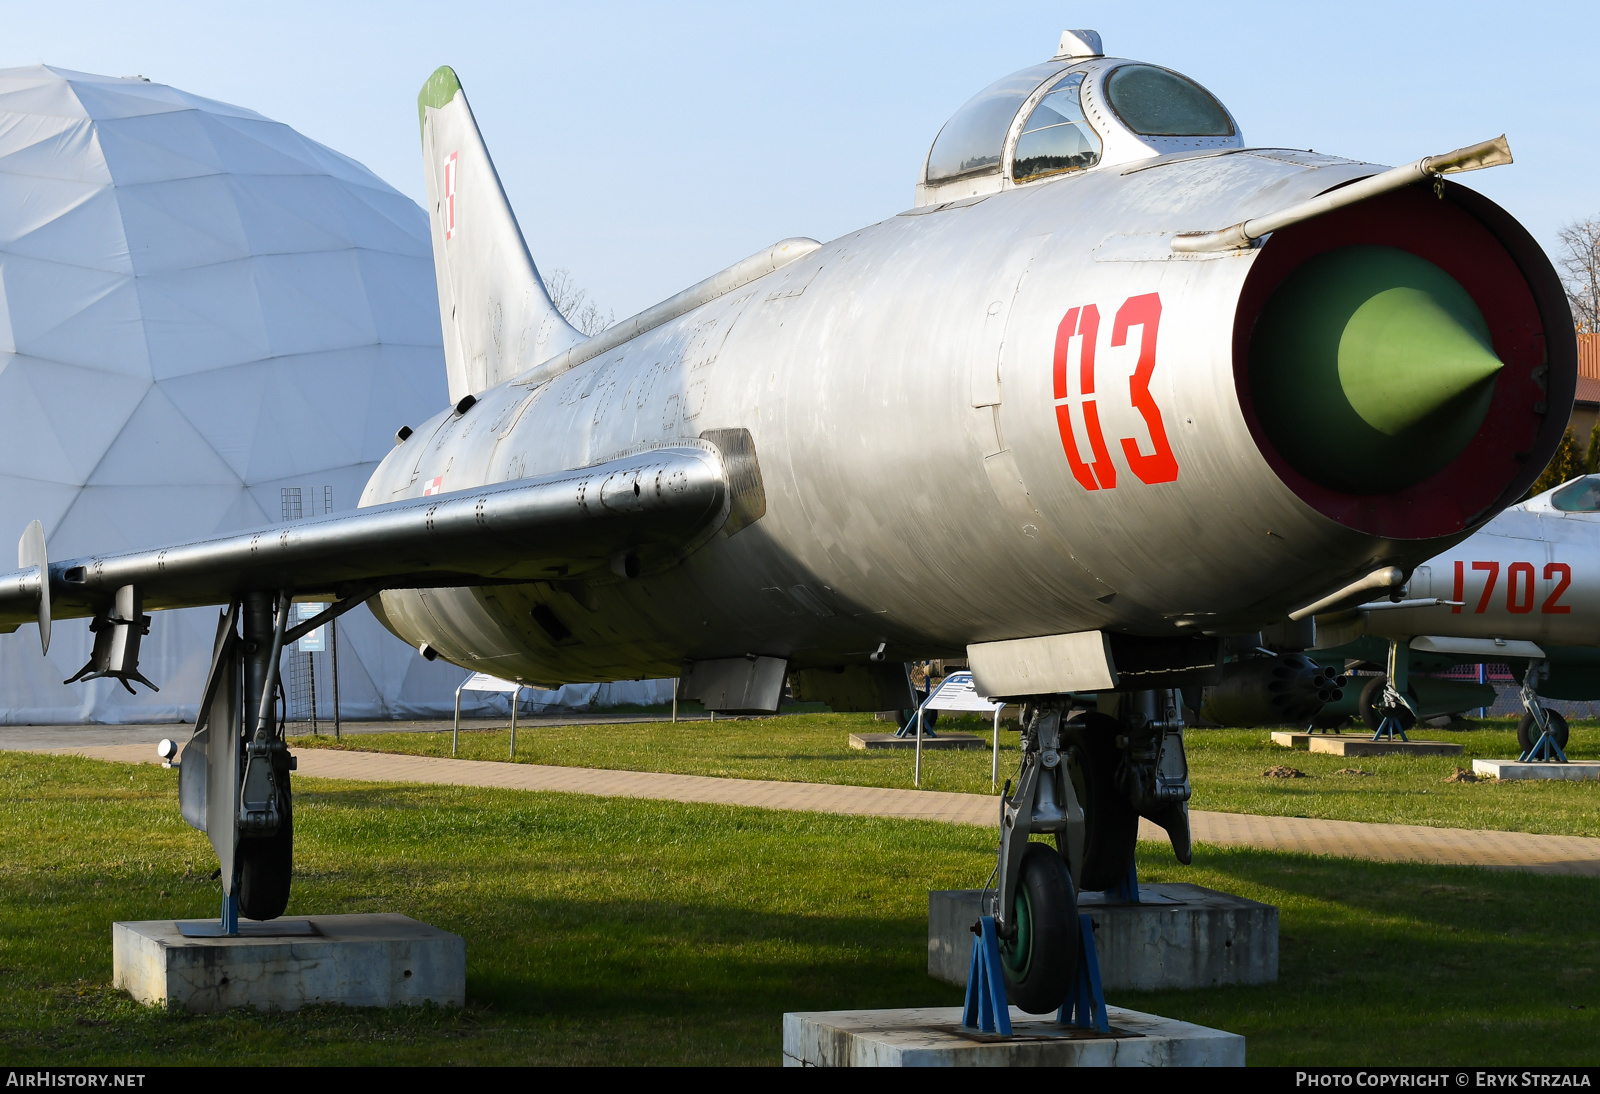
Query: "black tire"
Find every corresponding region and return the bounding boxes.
[1517,709,1570,753]
[998,842,1080,1014]
[1059,712,1138,891]
[1358,676,1417,732]
[237,773,292,921]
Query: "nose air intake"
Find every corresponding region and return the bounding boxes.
[1250,245,1504,495]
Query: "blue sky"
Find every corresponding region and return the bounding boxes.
[9,1,1596,318]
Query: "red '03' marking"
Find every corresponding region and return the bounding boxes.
[1052,293,1177,490]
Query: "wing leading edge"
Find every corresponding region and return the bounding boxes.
[0,444,729,640]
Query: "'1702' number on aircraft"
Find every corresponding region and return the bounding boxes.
[1051,293,1178,490]
[1452,560,1572,614]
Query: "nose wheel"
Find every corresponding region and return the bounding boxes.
[997,842,1081,1013]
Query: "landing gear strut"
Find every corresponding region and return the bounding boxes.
[1516,660,1570,762]
[236,592,294,921]
[177,590,296,931]
[987,690,1192,1012]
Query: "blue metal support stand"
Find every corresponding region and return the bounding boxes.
[961,915,1012,1036]
[893,688,938,739]
[1372,715,1410,742]
[1058,913,1110,1032]
[220,891,239,936]
[1111,859,1140,903]
[1515,661,1567,763]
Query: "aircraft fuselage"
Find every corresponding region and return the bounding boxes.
[361,149,1557,685]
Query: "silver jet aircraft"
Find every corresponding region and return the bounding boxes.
[1312,475,1600,753]
[0,30,1575,1012]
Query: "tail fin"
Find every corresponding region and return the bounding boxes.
[418,67,585,404]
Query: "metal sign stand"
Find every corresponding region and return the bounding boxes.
[453,672,529,757]
[907,671,1006,789]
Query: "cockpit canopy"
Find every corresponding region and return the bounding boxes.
[918,31,1242,206]
[1551,476,1600,513]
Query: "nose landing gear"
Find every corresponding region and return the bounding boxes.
[986,690,1192,1013]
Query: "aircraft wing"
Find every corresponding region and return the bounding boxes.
[0,445,728,640]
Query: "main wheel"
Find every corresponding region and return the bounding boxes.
[237,773,292,921]
[1517,709,1569,752]
[998,842,1080,1014]
[1059,712,1139,891]
[1359,676,1417,732]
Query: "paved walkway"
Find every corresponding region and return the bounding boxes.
[28,740,1600,877]
[0,714,723,752]
[28,738,1600,876]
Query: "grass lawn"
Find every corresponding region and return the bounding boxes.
[1185,721,1600,837]
[292,714,1600,837]
[294,712,1019,796]
[0,752,1594,1066]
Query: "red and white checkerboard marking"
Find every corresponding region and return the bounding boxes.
[422,476,445,496]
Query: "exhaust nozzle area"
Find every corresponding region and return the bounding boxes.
[1233,184,1574,540]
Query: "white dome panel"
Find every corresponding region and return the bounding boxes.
[135,266,272,376]
[0,64,508,724]
[97,114,227,184]
[0,358,146,483]
[116,180,254,272]
[0,174,118,257]
[85,385,243,487]
[53,484,253,555]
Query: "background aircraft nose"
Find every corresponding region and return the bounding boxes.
[1249,245,1504,495]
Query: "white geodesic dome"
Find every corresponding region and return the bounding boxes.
[0,64,493,723]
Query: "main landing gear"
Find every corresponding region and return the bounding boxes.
[987,689,1192,1013]
[1515,660,1571,762]
[178,591,298,929]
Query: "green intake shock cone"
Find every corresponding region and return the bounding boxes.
[1249,245,1503,495]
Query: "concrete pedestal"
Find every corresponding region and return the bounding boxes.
[929,883,1276,991]
[113,913,465,1013]
[1474,758,1600,781]
[1308,737,1462,758]
[1272,731,1368,750]
[782,1006,1245,1066]
[848,732,986,750]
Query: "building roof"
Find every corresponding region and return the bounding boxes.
[1577,332,1600,406]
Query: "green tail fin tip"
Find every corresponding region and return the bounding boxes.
[417,66,462,141]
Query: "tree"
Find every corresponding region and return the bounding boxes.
[1529,427,1583,498]
[544,268,614,337]
[1557,218,1600,332]
[1588,419,1600,476]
